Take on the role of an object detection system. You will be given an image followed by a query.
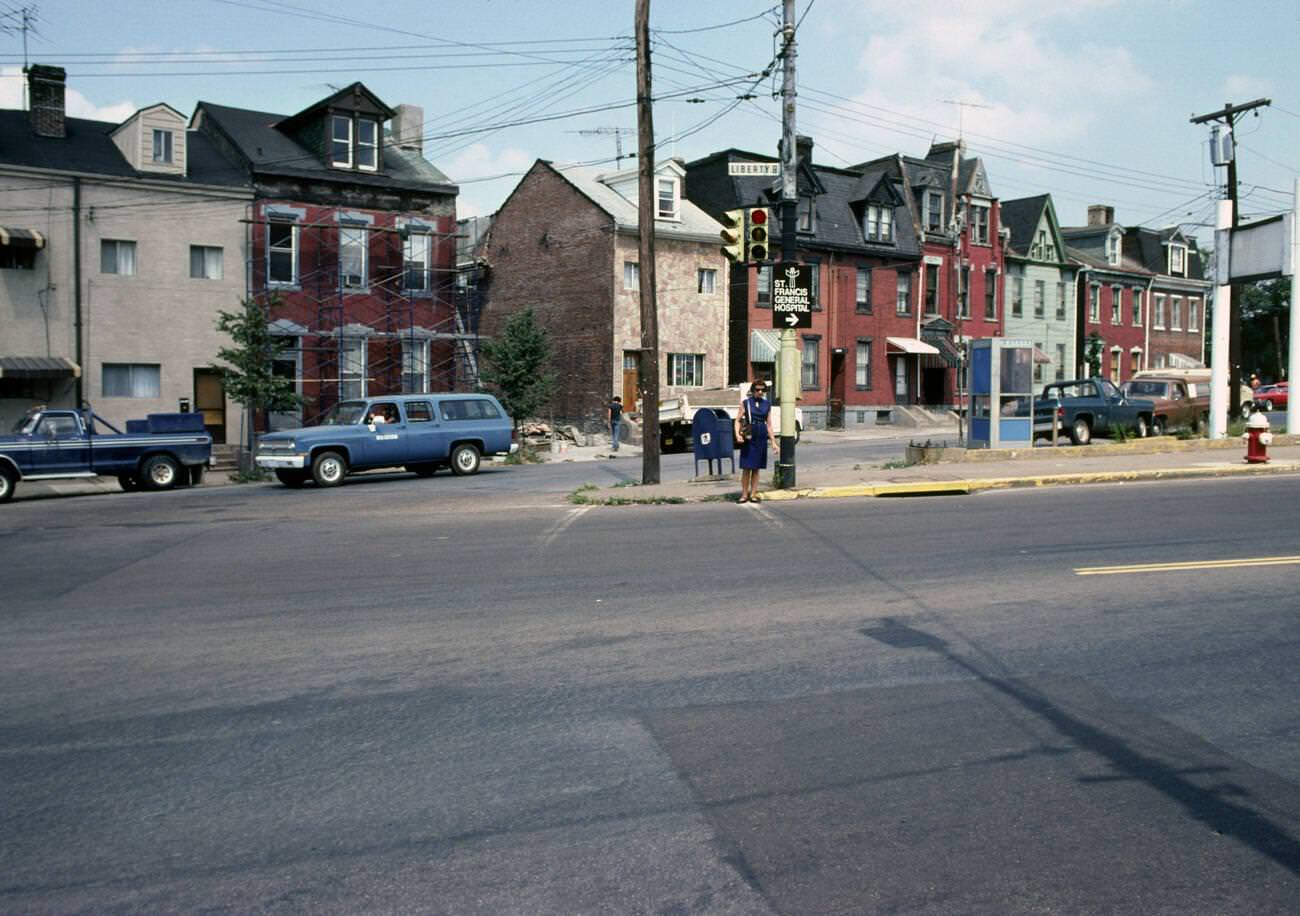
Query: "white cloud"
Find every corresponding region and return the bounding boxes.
[1221,74,1272,100]
[1,66,137,123]
[439,143,536,218]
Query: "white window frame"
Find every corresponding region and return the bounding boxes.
[623,260,639,292]
[401,337,430,393]
[987,269,999,320]
[1133,288,1144,326]
[403,232,432,292]
[152,129,173,164]
[1106,229,1122,266]
[267,221,299,287]
[895,271,911,315]
[1188,298,1200,332]
[657,177,678,220]
[856,339,872,388]
[1169,243,1187,276]
[1055,343,1066,381]
[331,115,353,168]
[189,245,223,280]
[697,267,717,295]
[969,203,990,245]
[1111,285,1122,325]
[1170,296,1182,331]
[667,352,704,387]
[339,225,368,291]
[801,336,820,389]
[1153,294,1167,329]
[339,337,367,401]
[925,191,943,232]
[856,267,871,312]
[1011,274,1023,318]
[957,267,970,319]
[356,118,379,172]
[100,239,137,275]
[1056,281,1067,321]
[1033,279,1045,319]
[1089,285,1100,323]
[102,363,160,398]
[865,205,893,243]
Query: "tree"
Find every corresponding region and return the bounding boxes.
[478,307,555,425]
[1084,332,1105,377]
[214,295,302,466]
[1241,279,1291,381]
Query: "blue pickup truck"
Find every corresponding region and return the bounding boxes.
[1033,378,1156,445]
[0,407,212,502]
[255,393,517,488]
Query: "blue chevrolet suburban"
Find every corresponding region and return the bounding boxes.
[256,393,517,488]
[0,407,212,502]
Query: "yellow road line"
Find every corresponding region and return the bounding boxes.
[1075,555,1300,576]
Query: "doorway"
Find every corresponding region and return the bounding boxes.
[923,367,946,405]
[622,350,640,410]
[193,368,226,444]
[828,348,846,429]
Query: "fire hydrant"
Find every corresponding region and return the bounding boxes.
[1243,411,1273,464]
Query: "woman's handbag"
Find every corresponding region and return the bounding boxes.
[738,399,753,443]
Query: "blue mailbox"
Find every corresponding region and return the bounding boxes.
[968,338,1035,448]
[691,408,735,477]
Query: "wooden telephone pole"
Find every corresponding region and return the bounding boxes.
[635,0,661,483]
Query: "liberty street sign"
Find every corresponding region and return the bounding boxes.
[771,262,813,329]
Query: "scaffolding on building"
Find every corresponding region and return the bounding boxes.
[244,207,481,426]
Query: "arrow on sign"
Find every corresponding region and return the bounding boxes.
[785,312,799,327]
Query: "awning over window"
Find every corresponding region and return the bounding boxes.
[0,356,80,379]
[750,329,781,363]
[0,227,46,249]
[886,336,940,356]
[1033,347,1052,364]
[920,335,962,368]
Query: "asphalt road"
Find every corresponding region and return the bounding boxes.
[2,470,1298,913]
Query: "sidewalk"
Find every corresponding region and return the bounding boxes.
[580,438,1300,504]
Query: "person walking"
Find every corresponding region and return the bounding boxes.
[608,396,624,452]
[735,380,777,503]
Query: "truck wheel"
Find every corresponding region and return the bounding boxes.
[450,443,481,476]
[275,469,307,488]
[311,451,347,487]
[1135,415,1150,438]
[0,468,14,502]
[140,455,181,491]
[1070,417,1092,446]
[1151,417,1167,437]
[118,474,140,492]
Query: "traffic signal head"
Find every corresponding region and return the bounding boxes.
[745,207,770,262]
[720,209,744,263]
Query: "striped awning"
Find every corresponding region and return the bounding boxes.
[0,356,80,378]
[887,336,940,356]
[920,334,962,368]
[0,227,45,248]
[750,329,780,362]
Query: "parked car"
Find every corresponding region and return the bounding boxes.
[1130,369,1254,413]
[1033,377,1155,445]
[1120,377,1208,434]
[1254,381,1288,412]
[256,393,517,488]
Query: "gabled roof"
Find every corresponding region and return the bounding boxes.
[543,160,721,242]
[0,109,248,188]
[194,100,454,194]
[1129,226,1207,281]
[275,82,395,135]
[999,196,1048,253]
[109,102,187,140]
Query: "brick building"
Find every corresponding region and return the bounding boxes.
[483,159,729,430]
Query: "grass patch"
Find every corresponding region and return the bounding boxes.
[612,479,640,488]
[229,468,270,484]
[505,442,545,465]
[880,459,910,470]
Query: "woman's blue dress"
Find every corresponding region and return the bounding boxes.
[738,396,771,470]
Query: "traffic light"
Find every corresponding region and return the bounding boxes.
[745,207,771,262]
[719,209,744,263]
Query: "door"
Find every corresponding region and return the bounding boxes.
[923,368,945,405]
[358,400,408,467]
[194,368,226,444]
[893,357,910,404]
[828,349,846,429]
[32,413,89,475]
[401,399,440,464]
[622,351,639,410]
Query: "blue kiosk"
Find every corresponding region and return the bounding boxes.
[968,338,1035,449]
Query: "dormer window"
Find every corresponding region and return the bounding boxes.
[1169,243,1187,276]
[925,190,943,232]
[331,114,380,172]
[152,129,173,164]
[1033,230,1055,261]
[656,177,678,220]
[797,196,815,232]
[1106,230,1122,266]
[864,204,893,243]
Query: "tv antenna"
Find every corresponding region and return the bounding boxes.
[939,98,994,141]
[0,5,41,69]
[567,127,637,167]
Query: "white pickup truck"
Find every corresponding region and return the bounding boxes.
[657,385,803,453]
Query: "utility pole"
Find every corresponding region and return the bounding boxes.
[775,0,798,488]
[1190,98,1271,418]
[635,0,661,484]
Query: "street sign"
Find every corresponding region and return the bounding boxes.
[728,162,781,177]
[1225,213,1294,283]
[771,262,812,329]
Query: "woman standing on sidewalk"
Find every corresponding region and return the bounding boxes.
[735,381,777,503]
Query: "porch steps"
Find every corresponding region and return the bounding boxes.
[892,405,957,428]
[209,444,240,472]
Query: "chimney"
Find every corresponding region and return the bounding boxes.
[25,65,67,139]
[1087,204,1115,227]
[391,104,424,154]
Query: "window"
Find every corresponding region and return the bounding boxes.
[100,239,136,275]
[189,245,223,280]
[1111,286,1122,324]
[340,226,368,290]
[896,272,911,315]
[406,400,434,423]
[1034,341,1045,383]
[440,398,502,421]
[1131,350,1141,376]
[1188,298,1200,331]
[1055,343,1066,381]
[657,178,677,219]
[1032,279,1045,320]
[667,353,704,387]
[864,204,893,242]
[957,266,970,319]
[756,264,771,307]
[856,268,872,313]
[856,339,872,388]
[102,363,160,398]
[623,260,639,291]
[331,114,379,171]
[1109,349,1122,384]
[1056,281,1067,321]
[1033,229,1055,261]
[809,263,821,311]
[1,246,36,270]
[152,129,172,164]
[1106,231,1121,266]
[1133,289,1143,326]
[925,191,943,232]
[401,338,429,393]
[404,232,431,291]
[267,221,298,285]
[988,270,1000,320]
[331,115,353,168]
[924,263,939,315]
[1010,275,1023,318]
[1169,244,1186,275]
[339,337,366,400]
[801,336,820,388]
[1153,294,1166,329]
[797,196,815,232]
[357,118,379,171]
[1089,285,1100,323]
[37,414,80,437]
[970,203,990,245]
[1170,296,1182,331]
[697,268,717,295]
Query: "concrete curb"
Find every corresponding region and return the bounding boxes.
[761,461,1300,501]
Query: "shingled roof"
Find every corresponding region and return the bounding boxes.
[999,195,1050,255]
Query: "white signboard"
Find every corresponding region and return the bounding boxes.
[1228,214,1294,283]
[728,162,781,177]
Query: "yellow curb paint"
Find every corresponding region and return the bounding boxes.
[1076,555,1300,576]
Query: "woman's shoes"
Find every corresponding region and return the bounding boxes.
[751,494,761,503]
[737,496,750,504]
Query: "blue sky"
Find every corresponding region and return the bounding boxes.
[3,0,1297,235]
